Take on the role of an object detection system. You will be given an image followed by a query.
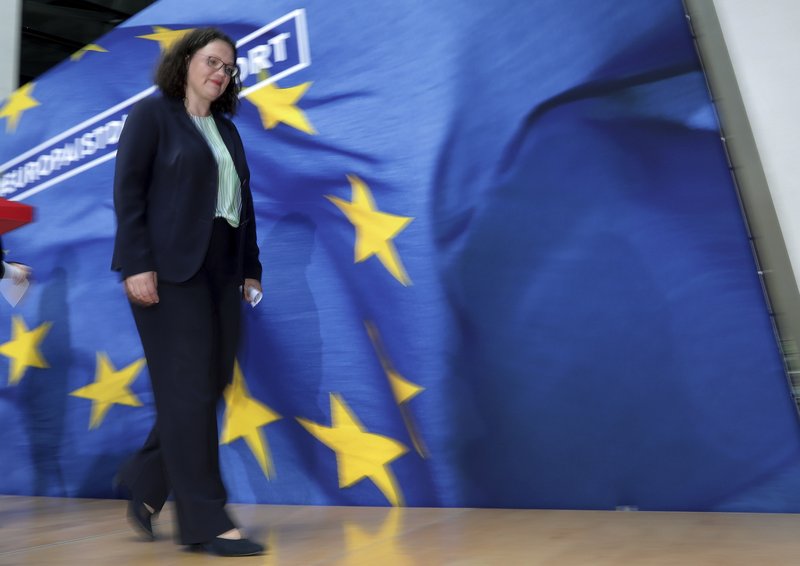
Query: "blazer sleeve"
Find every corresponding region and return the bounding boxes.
[243,186,262,282]
[0,236,4,279]
[111,99,159,278]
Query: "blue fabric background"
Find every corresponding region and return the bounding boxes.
[2,0,800,510]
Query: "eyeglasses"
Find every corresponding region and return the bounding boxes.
[200,55,240,78]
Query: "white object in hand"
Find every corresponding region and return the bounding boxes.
[246,286,262,307]
[1,262,30,306]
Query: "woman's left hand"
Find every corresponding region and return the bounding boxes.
[242,278,262,303]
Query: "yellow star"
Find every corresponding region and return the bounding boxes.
[364,321,423,405]
[70,44,108,61]
[70,353,145,429]
[0,316,51,385]
[326,175,414,285]
[297,393,408,506]
[385,368,424,404]
[137,26,195,52]
[220,360,282,478]
[0,83,40,133]
[364,321,427,458]
[244,81,315,134]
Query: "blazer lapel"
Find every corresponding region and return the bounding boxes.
[165,97,247,209]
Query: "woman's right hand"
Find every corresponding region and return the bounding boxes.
[124,271,159,306]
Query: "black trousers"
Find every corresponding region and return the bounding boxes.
[118,219,241,545]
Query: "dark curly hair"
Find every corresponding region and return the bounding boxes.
[154,27,240,116]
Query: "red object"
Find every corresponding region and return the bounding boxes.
[0,198,34,235]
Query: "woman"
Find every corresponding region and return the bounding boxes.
[111,28,264,557]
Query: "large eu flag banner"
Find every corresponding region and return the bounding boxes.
[2,0,800,512]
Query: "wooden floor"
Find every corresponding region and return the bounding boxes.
[2,496,800,565]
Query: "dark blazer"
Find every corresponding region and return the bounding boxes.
[112,93,261,283]
[0,236,4,278]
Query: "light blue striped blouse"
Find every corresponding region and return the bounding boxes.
[189,114,242,228]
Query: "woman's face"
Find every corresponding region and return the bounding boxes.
[185,39,235,105]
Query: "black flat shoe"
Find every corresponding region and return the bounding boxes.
[201,536,265,557]
[127,499,156,541]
